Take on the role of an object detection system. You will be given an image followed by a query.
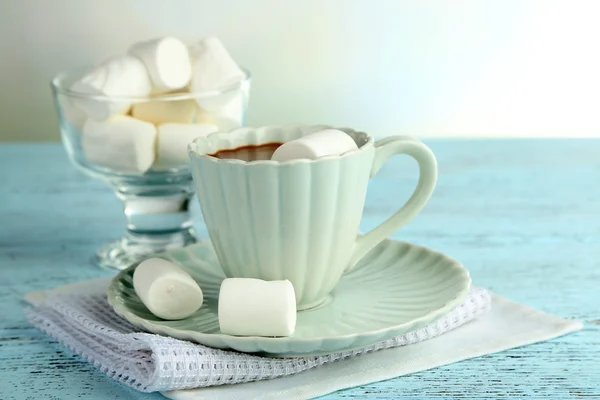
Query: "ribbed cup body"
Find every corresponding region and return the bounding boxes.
[189,125,374,309]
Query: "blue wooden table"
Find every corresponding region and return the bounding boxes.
[1,141,598,399]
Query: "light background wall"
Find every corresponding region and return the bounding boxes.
[1,0,600,141]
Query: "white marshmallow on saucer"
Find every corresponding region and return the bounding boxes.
[129,37,192,93]
[82,116,156,173]
[154,123,218,168]
[131,99,199,125]
[133,258,204,320]
[189,37,245,98]
[70,55,153,120]
[271,129,358,162]
[218,278,296,337]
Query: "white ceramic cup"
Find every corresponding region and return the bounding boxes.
[188,125,438,310]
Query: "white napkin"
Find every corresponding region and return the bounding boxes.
[24,278,581,400]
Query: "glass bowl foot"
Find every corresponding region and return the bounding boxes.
[95,228,198,270]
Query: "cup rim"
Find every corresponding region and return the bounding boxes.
[50,65,252,102]
[188,125,374,166]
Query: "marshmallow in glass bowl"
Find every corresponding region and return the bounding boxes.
[69,55,153,121]
[64,35,248,173]
[128,36,192,94]
[51,35,250,271]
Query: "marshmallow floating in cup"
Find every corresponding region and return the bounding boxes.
[218,278,297,337]
[70,55,153,120]
[154,123,218,169]
[82,115,156,173]
[270,129,358,162]
[129,37,192,94]
[133,258,204,320]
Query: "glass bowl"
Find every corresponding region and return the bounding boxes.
[51,66,251,270]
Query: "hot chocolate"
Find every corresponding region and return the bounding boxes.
[209,143,283,161]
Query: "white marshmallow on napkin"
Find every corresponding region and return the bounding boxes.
[70,55,152,120]
[271,129,358,162]
[82,116,156,173]
[218,278,296,337]
[129,37,192,93]
[189,37,245,96]
[131,99,199,125]
[133,258,204,320]
[154,123,218,169]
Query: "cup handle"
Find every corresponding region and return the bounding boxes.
[346,135,438,272]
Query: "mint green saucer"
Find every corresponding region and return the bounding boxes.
[107,239,470,357]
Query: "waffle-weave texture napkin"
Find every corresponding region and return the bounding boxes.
[25,278,491,393]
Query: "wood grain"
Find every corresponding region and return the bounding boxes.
[0,141,598,399]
